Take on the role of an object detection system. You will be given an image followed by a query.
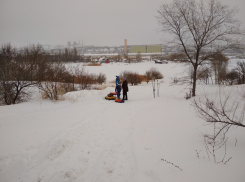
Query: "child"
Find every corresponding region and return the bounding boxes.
[115,81,122,99]
[115,76,120,85]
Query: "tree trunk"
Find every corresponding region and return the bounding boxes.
[192,64,198,97]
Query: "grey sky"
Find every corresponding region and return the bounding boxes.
[0,0,244,47]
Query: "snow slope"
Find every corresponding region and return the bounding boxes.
[0,61,244,182]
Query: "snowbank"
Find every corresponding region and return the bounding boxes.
[0,61,244,182]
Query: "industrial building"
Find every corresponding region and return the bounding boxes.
[129,44,162,54]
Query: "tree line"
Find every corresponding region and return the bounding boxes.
[174,52,245,86]
[0,44,106,105]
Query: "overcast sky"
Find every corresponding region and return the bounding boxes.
[0,0,244,47]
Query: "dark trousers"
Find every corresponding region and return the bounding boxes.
[117,92,120,99]
[123,92,127,100]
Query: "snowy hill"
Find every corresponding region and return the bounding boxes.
[0,61,244,182]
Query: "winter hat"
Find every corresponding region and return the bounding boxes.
[123,77,126,80]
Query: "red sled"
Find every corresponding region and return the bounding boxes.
[115,99,124,103]
[110,92,117,95]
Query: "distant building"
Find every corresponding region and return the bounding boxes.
[130,45,146,53]
[146,45,162,53]
[129,44,162,53]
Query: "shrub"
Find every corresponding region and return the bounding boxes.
[97,72,107,85]
[72,66,106,90]
[150,67,163,80]
[85,63,101,66]
[144,67,164,84]
[145,70,152,84]
[120,71,143,85]
[225,70,239,85]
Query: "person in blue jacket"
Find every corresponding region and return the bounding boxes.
[115,81,122,99]
[115,76,120,85]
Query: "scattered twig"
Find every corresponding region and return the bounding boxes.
[205,145,210,161]
[203,123,232,164]
[224,157,232,164]
[184,89,192,100]
[218,138,228,163]
[195,150,201,159]
[161,159,183,171]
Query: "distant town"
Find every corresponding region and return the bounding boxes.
[41,40,245,60]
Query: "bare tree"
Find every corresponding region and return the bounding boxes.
[193,88,245,141]
[225,70,239,85]
[235,61,245,84]
[157,0,244,96]
[37,62,67,101]
[210,53,229,84]
[193,87,244,164]
[73,48,78,61]
[136,52,142,62]
[64,48,69,62]
[197,65,212,84]
[113,54,121,62]
[169,53,187,61]
[0,44,47,105]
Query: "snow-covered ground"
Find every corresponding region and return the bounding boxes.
[0,61,244,182]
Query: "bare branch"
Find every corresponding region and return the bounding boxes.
[157,0,244,96]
